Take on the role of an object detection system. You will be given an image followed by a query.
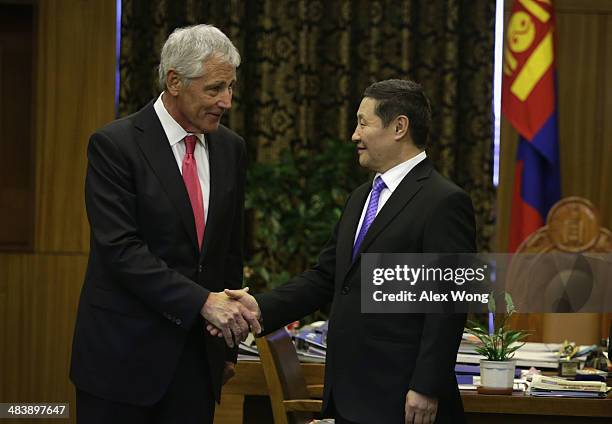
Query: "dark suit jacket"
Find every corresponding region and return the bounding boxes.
[70,101,246,406]
[256,158,476,424]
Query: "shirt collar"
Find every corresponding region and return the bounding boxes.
[153,92,205,147]
[375,151,427,193]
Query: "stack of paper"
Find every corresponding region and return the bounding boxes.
[529,375,610,398]
[294,322,327,363]
[457,336,591,369]
[236,328,327,363]
[237,333,261,361]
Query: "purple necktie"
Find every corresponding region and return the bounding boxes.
[352,176,387,261]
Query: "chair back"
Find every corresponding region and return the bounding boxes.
[256,328,317,424]
[509,197,612,343]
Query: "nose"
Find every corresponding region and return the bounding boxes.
[351,125,360,143]
[218,87,232,110]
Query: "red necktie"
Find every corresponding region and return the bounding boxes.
[182,135,205,249]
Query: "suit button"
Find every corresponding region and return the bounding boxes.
[175,318,182,326]
[341,286,350,295]
[198,264,203,273]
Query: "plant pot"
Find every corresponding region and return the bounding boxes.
[478,359,516,395]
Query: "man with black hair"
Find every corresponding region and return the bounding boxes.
[218,79,475,424]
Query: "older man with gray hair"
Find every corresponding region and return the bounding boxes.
[70,24,259,424]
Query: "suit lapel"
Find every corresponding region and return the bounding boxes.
[200,131,222,258]
[336,183,370,282]
[342,158,433,280]
[133,103,199,251]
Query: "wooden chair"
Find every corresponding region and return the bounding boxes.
[508,196,612,343]
[256,328,326,424]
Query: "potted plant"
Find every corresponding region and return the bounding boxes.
[465,296,529,395]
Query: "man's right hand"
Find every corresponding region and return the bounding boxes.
[200,291,261,348]
[206,288,262,339]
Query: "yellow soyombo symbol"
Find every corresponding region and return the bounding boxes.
[504,0,552,79]
[508,11,536,53]
[504,12,535,77]
[503,1,554,101]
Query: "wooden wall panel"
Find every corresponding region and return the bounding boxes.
[0,4,35,250]
[0,254,88,422]
[34,0,116,253]
[599,12,612,344]
[556,12,612,229]
[556,0,612,13]
[0,1,115,422]
[498,1,612,342]
[496,121,517,253]
[0,259,9,401]
[598,14,612,242]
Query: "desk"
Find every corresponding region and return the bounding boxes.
[214,361,612,423]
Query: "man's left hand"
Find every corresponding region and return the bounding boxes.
[405,390,438,424]
[222,362,236,385]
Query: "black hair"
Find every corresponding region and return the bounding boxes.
[363,79,432,149]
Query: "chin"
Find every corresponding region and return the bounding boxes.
[201,122,221,133]
[358,156,369,169]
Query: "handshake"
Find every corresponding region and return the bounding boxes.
[200,288,261,347]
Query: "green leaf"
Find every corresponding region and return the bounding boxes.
[505,292,515,314]
[466,304,529,360]
[259,267,270,283]
[488,291,496,314]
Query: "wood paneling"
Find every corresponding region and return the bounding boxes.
[555,0,612,13]
[497,121,517,253]
[34,0,116,253]
[0,1,115,422]
[0,3,35,250]
[599,5,612,347]
[498,1,612,342]
[0,254,88,418]
[556,12,612,230]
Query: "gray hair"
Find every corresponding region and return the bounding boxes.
[158,24,241,90]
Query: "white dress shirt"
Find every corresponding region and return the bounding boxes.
[354,151,427,244]
[153,93,210,222]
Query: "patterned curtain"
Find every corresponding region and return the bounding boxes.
[120,0,495,252]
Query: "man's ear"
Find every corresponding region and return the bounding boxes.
[165,70,182,96]
[394,115,409,140]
